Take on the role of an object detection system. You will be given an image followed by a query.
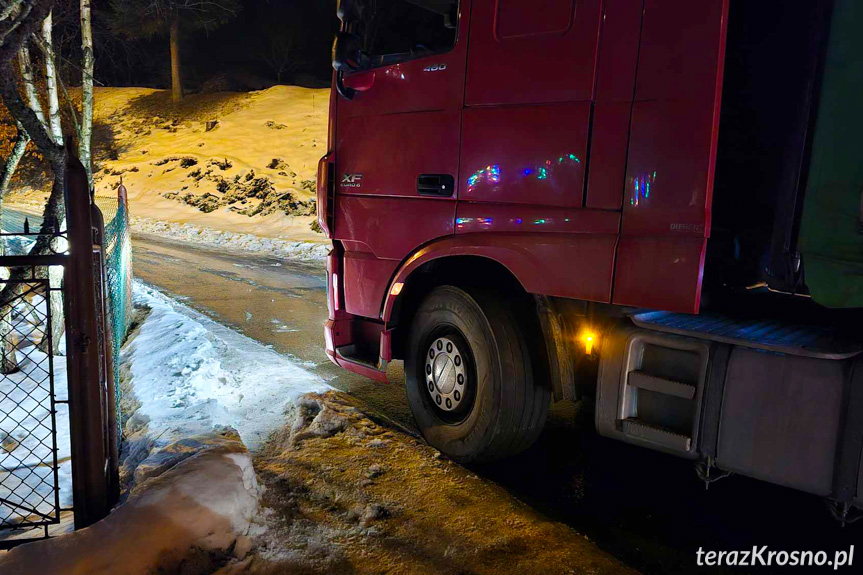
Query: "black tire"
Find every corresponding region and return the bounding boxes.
[405,286,550,463]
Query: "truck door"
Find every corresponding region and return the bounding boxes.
[462,0,602,208]
[457,0,623,304]
[333,0,468,318]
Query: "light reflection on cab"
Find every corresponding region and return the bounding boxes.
[629,171,657,207]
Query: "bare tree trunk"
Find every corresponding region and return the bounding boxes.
[79,0,93,187]
[1,2,57,373]
[0,233,17,373]
[0,124,29,198]
[0,277,17,373]
[3,50,44,372]
[0,120,22,371]
[170,13,182,103]
[0,0,54,68]
[38,11,66,355]
[0,5,68,364]
[18,46,46,125]
[41,11,62,145]
[0,2,25,23]
[0,124,28,371]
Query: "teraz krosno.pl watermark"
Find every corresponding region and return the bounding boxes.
[696,546,855,570]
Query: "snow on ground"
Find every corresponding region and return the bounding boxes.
[244,391,639,575]
[2,279,330,572]
[0,431,261,575]
[6,86,332,271]
[2,280,637,575]
[123,281,329,453]
[131,216,330,261]
[92,86,328,245]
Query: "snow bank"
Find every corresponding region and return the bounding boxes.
[0,432,260,575]
[132,216,330,261]
[2,280,331,569]
[123,281,329,453]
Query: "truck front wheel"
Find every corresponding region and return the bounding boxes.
[405,286,549,463]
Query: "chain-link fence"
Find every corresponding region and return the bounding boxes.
[95,188,133,432]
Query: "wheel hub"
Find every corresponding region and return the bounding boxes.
[425,336,467,412]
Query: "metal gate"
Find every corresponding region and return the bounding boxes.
[0,265,65,543]
[0,155,120,547]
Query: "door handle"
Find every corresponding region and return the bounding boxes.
[417,174,455,197]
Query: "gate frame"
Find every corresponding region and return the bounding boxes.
[0,152,119,547]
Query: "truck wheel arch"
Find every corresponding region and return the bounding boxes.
[381,236,545,326]
[382,246,539,363]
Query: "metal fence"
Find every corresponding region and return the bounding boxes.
[0,222,71,546]
[95,187,133,432]
[0,270,65,539]
[0,157,130,547]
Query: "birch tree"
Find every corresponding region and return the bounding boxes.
[41,11,61,145]
[37,8,65,355]
[0,0,67,371]
[0,117,25,371]
[0,123,28,198]
[17,45,45,123]
[0,1,97,366]
[0,46,46,371]
[78,0,92,186]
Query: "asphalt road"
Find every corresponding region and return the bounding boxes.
[132,234,414,426]
[132,233,860,575]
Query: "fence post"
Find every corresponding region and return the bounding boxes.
[64,152,116,528]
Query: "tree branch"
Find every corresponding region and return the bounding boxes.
[0,0,53,68]
[0,64,61,161]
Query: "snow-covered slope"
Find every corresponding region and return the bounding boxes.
[7,86,331,248]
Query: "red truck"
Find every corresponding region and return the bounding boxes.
[317,0,863,521]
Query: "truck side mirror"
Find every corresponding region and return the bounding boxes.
[332,32,367,100]
[337,0,360,23]
[333,32,366,73]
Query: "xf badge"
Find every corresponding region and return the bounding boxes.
[341,173,363,188]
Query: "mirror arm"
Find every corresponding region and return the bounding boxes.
[336,71,356,100]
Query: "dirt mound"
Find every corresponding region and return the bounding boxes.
[162,165,316,217]
[246,391,637,575]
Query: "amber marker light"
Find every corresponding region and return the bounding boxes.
[390,282,404,296]
[581,330,598,355]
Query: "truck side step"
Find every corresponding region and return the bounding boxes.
[627,371,696,400]
[632,310,863,360]
[334,345,388,383]
[596,329,710,459]
[621,419,692,452]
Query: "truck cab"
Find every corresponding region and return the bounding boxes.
[318,0,863,521]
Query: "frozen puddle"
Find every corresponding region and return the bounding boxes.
[125,281,329,451]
